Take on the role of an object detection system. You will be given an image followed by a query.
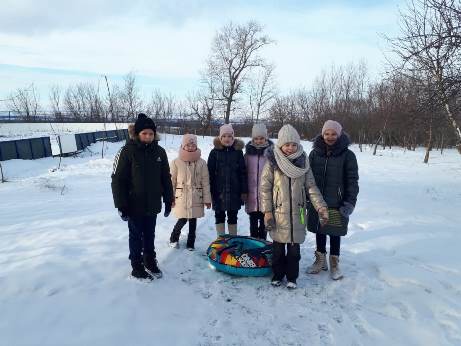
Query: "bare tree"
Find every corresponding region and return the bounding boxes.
[387,0,461,153]
[7,84,41,120]
[204,21,273,124]
[49,84,63,120]
[247,63,277,121]
[120,72,143,122]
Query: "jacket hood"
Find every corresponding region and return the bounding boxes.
[213,137,245,151]
[313,132,351,157]
[245,139,273,155]
[265,146,306,170]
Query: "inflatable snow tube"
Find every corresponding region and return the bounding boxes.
[207,235,273,277]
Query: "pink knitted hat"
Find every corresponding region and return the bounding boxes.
[322,120,343,136]
[181,134,197,148]
[219,124,234,138]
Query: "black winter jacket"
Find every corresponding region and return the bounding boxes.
[111,137,173,216]
[307,133,359,236]
[207,137,248,212]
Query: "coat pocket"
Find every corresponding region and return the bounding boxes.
[175,188,183,199]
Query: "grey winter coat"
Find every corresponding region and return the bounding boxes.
[260,147,327,244]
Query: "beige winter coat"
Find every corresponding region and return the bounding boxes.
[170,157,212,219]
[260,147,327,244]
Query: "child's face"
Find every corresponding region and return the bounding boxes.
[323,130,338,146]
[184,142,197,152]
[281,142,298,156]
[139,129,155,144]
[253,136,267,146]
[220,134,234,146]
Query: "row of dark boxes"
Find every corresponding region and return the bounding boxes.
[0,129,128,161]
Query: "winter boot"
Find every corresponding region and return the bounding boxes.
[286,281,297,290]
[329,255,343,280]
[271,276,282,287]
[131,261,153,281]
[216,223,225,236]
[143,255,163,279]
[228,223,238,236]
[306,251,328,274]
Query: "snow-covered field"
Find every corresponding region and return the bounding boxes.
[0,123,130,141]
[1,132,460,346]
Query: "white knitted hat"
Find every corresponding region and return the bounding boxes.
[251,123,268,139]
[277,124,300,147]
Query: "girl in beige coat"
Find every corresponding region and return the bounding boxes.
[260,124,329,289]
[169,134,211,250]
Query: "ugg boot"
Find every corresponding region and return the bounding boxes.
[329,255,343,280]
[216,223,225,236]
[228,224,238,236]
[306,251,328,274]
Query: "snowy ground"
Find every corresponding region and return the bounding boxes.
[0,123,130,141]
[1,133,460,346]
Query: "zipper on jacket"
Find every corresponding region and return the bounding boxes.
[256,154,260,211]
[317,156,329,232]
[144,148,148,211]
[289,177,294,245]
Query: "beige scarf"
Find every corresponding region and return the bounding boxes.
[274,144,308,178]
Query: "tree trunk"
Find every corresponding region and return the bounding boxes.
[424,122,433,164]
[440,133,444,155]
[373,133,382,156]
[443,101,461,154]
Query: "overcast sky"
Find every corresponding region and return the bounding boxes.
[0,0,403,108]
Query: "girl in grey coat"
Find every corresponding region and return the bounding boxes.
[260,124,329,289]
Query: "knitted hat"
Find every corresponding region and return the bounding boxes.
[322,120,342,136]
[134,113,156,134]
[277,124,300,147]
[219,124,234,138]
[252,123,268,139]
[181,134,197,148]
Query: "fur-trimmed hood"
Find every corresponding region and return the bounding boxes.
[312,132,351,157]
[245,139,273,156]
[265,146,307,170]
[212,137,245,151]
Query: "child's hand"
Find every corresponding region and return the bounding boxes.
[171,201,176,208]
[264,212,275,230]
[205,203,211,209]
[318,207,329,226]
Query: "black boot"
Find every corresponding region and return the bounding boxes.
[131,261,153,281]
[143,254,163,279]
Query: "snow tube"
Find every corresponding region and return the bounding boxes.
[207,235,273,277]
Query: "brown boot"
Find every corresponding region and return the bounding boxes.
[329,255,343,280]
[306,251,328,274]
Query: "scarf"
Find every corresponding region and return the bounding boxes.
[250,140,270,149]
[179,147,201,162]
[273,144,308,178]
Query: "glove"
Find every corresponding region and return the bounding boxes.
[164,203,172,217]
[118,208,129,222]
[339,202,355,218]
[318,207,329,226]
[264,212,276,231]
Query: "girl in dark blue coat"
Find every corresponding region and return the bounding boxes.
[306,120,359,280]
[207,124,247,236]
